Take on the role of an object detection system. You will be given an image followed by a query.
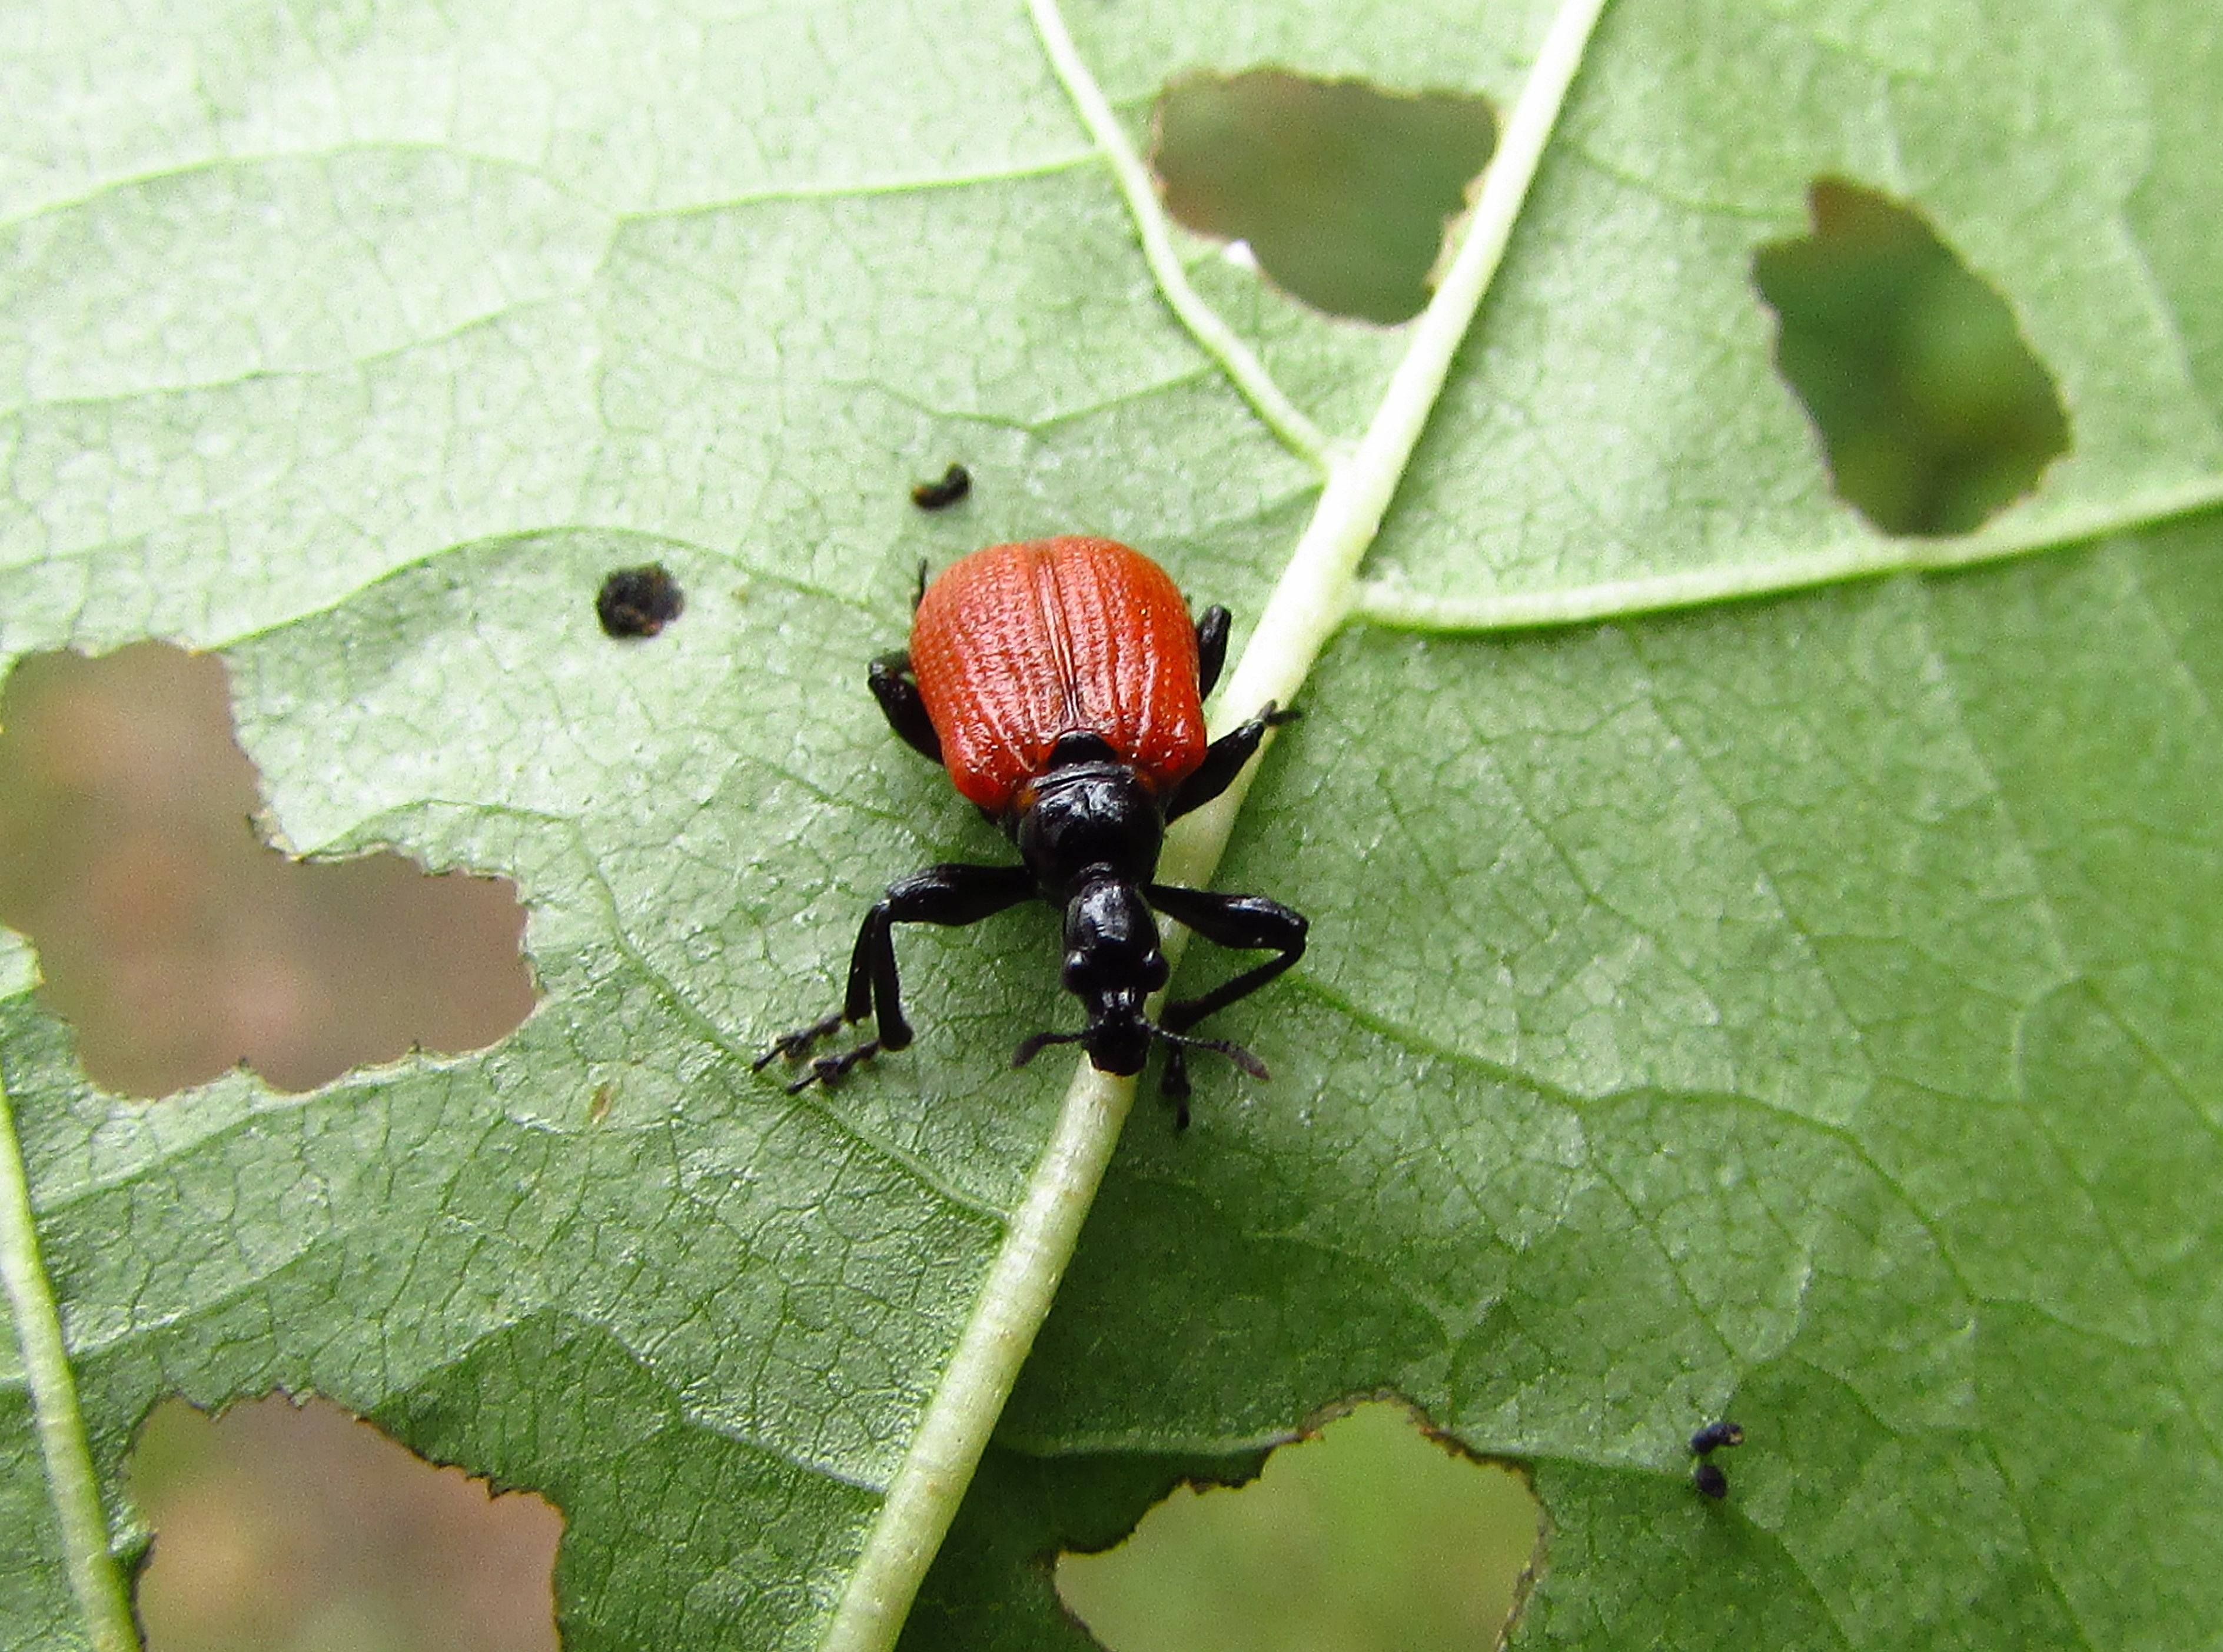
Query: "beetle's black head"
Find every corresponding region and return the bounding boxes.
[1011,872,1268,1083]
[1061,875,1165,1074]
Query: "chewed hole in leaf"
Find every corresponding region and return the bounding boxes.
[1753,177,2071,536]
[0,642,537,1098]
[128,1394,560,1652]
[1055,1400,1543,1652]
[1152,69,1497,325]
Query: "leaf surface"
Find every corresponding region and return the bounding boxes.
[3,2,2219,1650]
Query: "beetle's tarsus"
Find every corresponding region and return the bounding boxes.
[754,1011,849,1071]
[784,1038,883,1093]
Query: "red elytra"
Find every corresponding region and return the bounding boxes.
[909,537,1208,813]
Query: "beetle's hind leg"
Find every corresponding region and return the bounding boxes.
[760,862,1034,1092]
[869,651,943,765]
[1194,605,1231,699]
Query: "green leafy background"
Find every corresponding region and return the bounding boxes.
[5,1,2219,1648]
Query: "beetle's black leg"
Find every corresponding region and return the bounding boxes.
[1194,605,1231,700]
[869,651,943,766]
[850,862,1034,1053]
[1151,889,1307,1029]
[1142,885,1308,1113]
[913,558,931,611]
[762,862,1034,1092]
[1163,700,1298,823]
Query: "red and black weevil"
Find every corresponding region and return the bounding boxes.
[759,536,1307,1119]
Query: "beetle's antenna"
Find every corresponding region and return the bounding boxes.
[1011,1028,1088,1068]
[1152,1026,1269,1080]
[1013,1023,1268,1079]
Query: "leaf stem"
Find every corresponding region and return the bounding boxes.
[1159,0,1617,883]
[817,2,1614,1648]
[819,1068,1133,1652]
[0,1070,142,1652]
[1350,474,2223,634]
[1024,0,1333,473]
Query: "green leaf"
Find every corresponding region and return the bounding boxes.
[5,4,2220,1652]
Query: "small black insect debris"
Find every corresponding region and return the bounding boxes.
[911,463,972,510]
[597,564,686,638]
[1690,1420,1744,1456]
[1692,1460,1729,1499]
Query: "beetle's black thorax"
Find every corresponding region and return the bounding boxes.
[1008,739,1166,901]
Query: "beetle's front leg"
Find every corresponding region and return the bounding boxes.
[759,862,1033,1092]
[1142,883,1310,1121]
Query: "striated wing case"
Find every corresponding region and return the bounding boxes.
[909,538,1208,814]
